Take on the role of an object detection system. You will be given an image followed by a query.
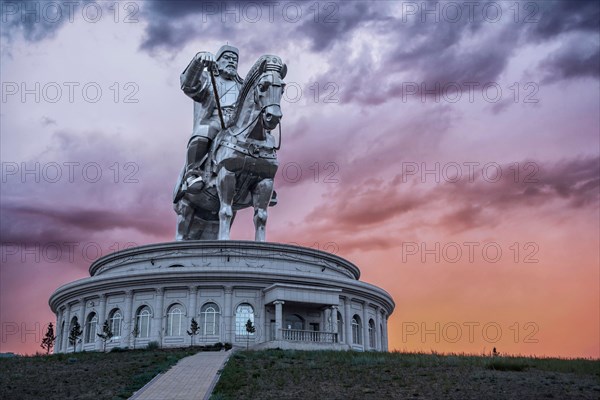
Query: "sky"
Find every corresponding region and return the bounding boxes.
[0,0,598,358]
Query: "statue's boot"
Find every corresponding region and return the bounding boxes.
[183,136,212,194]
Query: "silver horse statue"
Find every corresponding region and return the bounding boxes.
[174,55,287,241]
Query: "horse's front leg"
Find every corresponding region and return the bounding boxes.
[216,167,236,240]
[252,178,274,242]
[174,198,194,240]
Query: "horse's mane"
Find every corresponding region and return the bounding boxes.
[229,54,284,127]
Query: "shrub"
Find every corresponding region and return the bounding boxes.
[224,343,232,351]
[486,359,529,372]
[146,341,160,350]
[110,347,126,353]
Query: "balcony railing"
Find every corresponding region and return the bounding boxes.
[281,329,338,343]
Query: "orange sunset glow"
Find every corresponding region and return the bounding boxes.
[1,1,598,359]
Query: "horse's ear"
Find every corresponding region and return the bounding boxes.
[280,63,288,79]
[259,59,268,74]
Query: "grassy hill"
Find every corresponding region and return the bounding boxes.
[0,347,200,399]
[1,348,598,399]
[211,350,600,400]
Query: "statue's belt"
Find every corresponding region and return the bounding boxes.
[219,141,277,159]
[212,107,235,117]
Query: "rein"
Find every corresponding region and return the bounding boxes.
[231,103,281,137]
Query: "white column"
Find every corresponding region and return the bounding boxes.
[55,308,63,354]
[344,298,353,345]
[224,286,233,343]
[362,303,369,350]
[188,286,197,345]
[338,298,345,343]
[383,313,389,351]
[263,304,269,342]
[96,294,107,350]
[256,295,264,343]
[274,301,284,340]
[154,288,164,344]
[62,304,71,352]
[375,306,381,351]
[78,299,86,352]
[330,306,338,343]
[124,290,134,348]
[99,295,107,325]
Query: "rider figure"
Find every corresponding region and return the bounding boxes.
[176,45,243,199]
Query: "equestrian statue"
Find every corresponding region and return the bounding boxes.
[173,45,287,241]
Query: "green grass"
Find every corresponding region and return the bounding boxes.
[1,348,598,399]
[210,350,600,400]
[0,347,201,400]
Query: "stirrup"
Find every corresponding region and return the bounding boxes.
[269,190,278,206]
[186,175,205,193]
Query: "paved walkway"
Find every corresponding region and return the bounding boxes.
[130,350,232,400]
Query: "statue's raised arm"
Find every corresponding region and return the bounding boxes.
[180,52,215,101]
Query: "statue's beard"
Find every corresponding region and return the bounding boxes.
[220,66,237,79]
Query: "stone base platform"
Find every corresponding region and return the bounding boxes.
[49,241,394,353]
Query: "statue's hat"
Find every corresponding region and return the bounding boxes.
[216,45,239,60]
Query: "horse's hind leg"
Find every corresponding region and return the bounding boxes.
[216,168,236,240]
[252,178,274,242]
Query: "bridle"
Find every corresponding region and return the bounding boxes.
[229,71,284,148]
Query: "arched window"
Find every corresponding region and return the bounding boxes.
[85,312,98,343]
[136,306,151,338]
[368,319,376,348]
[69,317,78,332]
[285,314,304,330]
[352,315,361,345]
[109,309,122,338]
[337,311,344,342]
[201,303,220,335]
[167,304,183,336]
[235,303,254,335]
[69,317,79,348]
[380,323,384,349]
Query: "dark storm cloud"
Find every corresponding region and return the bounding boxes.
[433,156,600,231]
[138,1,396,54]
[1,0,95,42]
[293,1,390,52]
[1,202,170,243]
[305,1,515,105]
[309,1,598,105]
[529,0,600,41]
[539,33,600,83]
[6,0,599,94]
[303,155,599,237]
[0,130,175,248]
[134,0,599,99]
[139,0,280,53]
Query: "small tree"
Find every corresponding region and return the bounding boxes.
[187,318,200,347]
[97,320,113,352]
[68,318,83,352]
[40,323,56,355]
[132,322,140,350]
[245,319,255,350]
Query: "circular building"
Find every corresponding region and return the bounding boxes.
[49,241,395,352]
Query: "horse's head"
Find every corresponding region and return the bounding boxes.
[255,57,287,131]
